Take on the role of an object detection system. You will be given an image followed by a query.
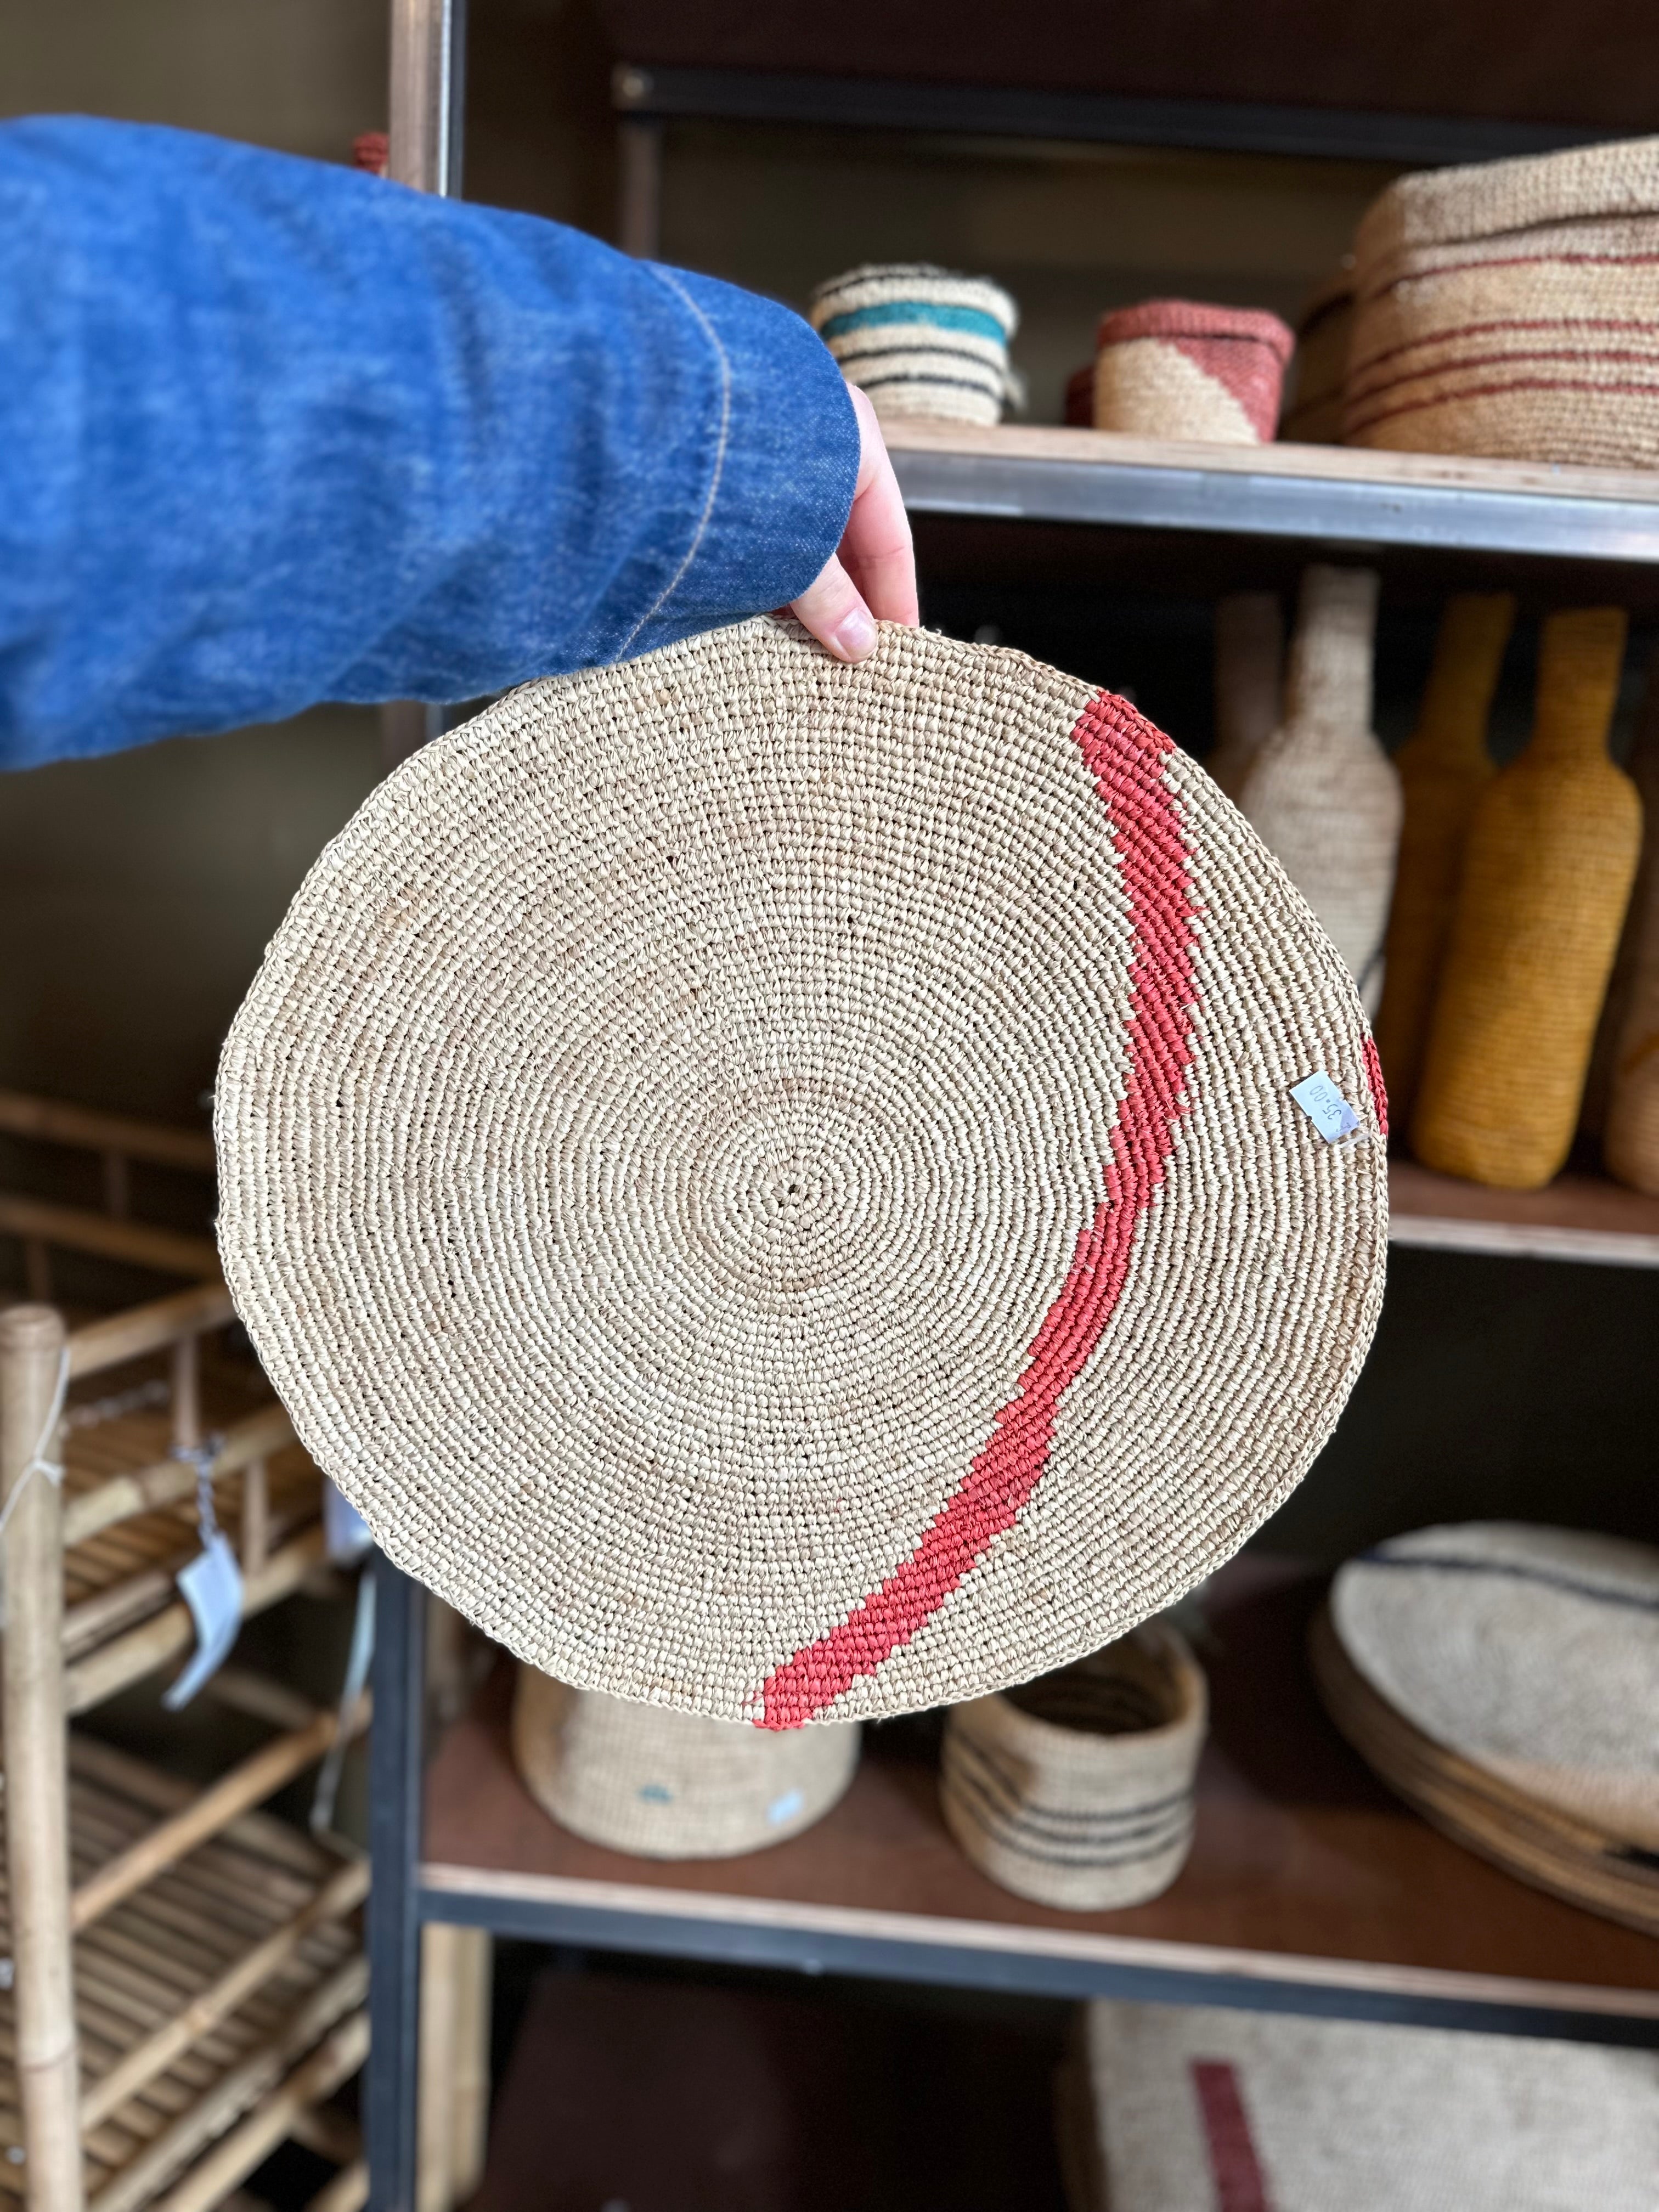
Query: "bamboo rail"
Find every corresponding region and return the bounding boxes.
[70,1698,371,1933]
[0,1198,219,1285]
[61,1407,293,1548]
[66,1289,234,1384]
[1,1306,84,2212]
[79,1859,369,2129]
[63,1529,326,1715]
[0,1096,215,1178]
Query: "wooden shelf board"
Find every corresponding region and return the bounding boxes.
[1387,1160,1659,1267]
[884,421,1659,563]
[421,1561,1659,2033]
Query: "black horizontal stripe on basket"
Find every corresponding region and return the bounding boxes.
[845,369,1007,398]
[943,1746,1193,1861]
[945,1733,1195,1829]
[945,1775,1194,1871]
[1609,1841,1659,1874]
[1355,1548,1659,1617]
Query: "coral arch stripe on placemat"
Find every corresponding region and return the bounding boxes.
[754,692,1199,1728]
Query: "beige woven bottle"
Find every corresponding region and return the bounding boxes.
[1206,592,1283,800]
[1412,608,1640,1191]
[1239,566,1401,1013]
[1374,594,1516,1125]
[1603,657,1659,1193]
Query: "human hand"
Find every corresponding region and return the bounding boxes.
[789,384,918,662]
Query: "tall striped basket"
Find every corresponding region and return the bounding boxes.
[939,1623,1206,1911]
[809,264,1019,427]
[1345,136,1659,465]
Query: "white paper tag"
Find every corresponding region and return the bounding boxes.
[1290,1071,1364,1144]
[163,1531,245,1708]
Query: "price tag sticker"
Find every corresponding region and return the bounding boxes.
[163,1531,245,1709]
[1290,1071,1364,1144]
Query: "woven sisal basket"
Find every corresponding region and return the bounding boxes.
[1092,300,1293,444]
[1373,594,1515,1126]
[809,263,1019,427]
[215,619,1388,1725]
[1345,137,1659,465]
[1412,607,1640,1189]
[1238,566,1402,1013]
[1603,653,1659,1193]
[1278,264,1355,446]
[1067,1998,1659,2211]
[511,1666,859,1859]
[1205,592,1283,802]
[939,1624,1205,1911]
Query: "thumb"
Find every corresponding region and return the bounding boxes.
[789,551,878,664]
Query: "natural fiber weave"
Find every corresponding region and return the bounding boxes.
[1326,1522,1659,1855]
[1206,592,1283,801]
[1238,567,1402,1013]
[215,618,1388,1725]
[939,1623,1205,1910]
[809,264,1019,427]
[1373,594,1515,1125]
[1603,652,1659,1192]
[1346,136,1659,465]
[1070,1998,1659,2212]
[1311,1601,1659,1939]
[511,1666,858,1858]
[1278,265,1355,446]
[1412,607,1639,1190]
[1092,300,1293,444]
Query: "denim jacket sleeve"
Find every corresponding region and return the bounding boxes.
[0,117,861,769]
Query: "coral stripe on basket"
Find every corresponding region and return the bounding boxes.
[754,692,1199,1728]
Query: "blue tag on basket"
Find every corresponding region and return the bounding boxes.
[163,1531,245,1709]
[1290,1071,1363,1144]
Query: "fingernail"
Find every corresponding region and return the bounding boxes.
[831,605,878,662]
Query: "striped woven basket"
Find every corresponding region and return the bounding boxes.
[511,1666,859,1859]
[1346,136,1659,465]
[939,1623,1206,1911]
[1092,300,1293,444]
[809,264,1019,427]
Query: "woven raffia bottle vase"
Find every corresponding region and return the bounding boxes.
[1206,592,1283,800]
[1603,654,1659,1193]
[1239,566,1401,1013]
[1412,608,1640,1190]
[1373,594,1516,1125]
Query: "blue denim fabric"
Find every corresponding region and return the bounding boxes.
[0,117,861,769]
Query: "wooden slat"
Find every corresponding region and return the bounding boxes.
[0,1195,219,1284]
[63,1407,294,1548]
[64,1528,327,1716]
[0,1093,215,1176]
[66,1287,234,1381]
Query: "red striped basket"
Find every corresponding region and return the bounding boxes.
[1345,136,1659,466]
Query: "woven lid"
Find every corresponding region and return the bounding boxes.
[1355,134,1659,264]
[1330,1522,1659,1849]
[1094,299,1294,361]
[216,619,1387,1724]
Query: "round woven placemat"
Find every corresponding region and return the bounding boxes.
[216,618,1387,1724]
[1327,1522,1659,1852]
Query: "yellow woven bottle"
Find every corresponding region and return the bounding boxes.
[1207,592,1283,800]
[1412,607,1640,1190]
[1602,656,1659,1194]
[1374,594,1515,1125]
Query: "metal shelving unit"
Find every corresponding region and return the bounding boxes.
[365,11,1659,2205]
